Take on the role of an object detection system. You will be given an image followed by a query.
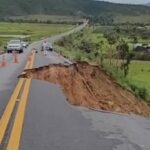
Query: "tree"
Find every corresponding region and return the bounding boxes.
[96,40,104,66]
[79,39,96,53]
[115,26,121,34]
[105,32,119,65]
[116,40,132,77]
[0,41,2,47]
[133,36,138,43]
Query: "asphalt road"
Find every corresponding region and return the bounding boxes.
[0,48,30,118]
[0,22,150,150]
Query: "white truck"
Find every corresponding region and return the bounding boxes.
[6,39,24,53]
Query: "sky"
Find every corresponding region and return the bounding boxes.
[99,0,150,4]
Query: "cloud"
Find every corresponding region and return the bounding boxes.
[98,0,150,4]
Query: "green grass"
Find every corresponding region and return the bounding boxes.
[128,61,150,94]
[103,59,150,94]
[114,15,150,24]
[0,22,74,48]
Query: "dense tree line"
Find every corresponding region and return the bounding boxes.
[0,18,83,25]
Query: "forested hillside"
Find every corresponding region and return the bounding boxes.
[0,0,150,17]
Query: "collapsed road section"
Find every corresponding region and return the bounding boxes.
[20,62,150,117]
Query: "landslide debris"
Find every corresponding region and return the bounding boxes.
[21,62,150,117]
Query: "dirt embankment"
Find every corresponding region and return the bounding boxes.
[21,62,150,117]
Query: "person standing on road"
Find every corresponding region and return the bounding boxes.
[42,41,48,56]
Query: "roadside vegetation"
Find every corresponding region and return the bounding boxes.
[4,15,84,25]
[54,25,150,103]
[0,22,74,49]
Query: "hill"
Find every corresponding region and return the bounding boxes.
[0,0,150,18]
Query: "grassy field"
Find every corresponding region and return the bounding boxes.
[0,22,74,48]
[114,15,150,24]
[104,59,150,98]
[128,61,150,94]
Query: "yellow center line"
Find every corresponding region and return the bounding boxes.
[0,49,36,145]
[7,50,36,150]
[7,79,31,150]
[0,78,25,144]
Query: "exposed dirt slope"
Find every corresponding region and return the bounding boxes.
[21,62,150,117]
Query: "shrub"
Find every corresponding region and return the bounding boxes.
[130,84,137,92]
[129,83,149,100]
[133,52,150,61]
[137,87,148,100]
[74,52,82,61]
[79,39,96,53]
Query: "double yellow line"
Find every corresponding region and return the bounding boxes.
[0,50,35,150]
[7,79,31,150]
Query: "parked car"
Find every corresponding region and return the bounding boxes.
[41,41,53,51]
[7,39,24,53]
[21,41,29,48]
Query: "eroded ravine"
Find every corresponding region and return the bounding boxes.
[20,62,150,117]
